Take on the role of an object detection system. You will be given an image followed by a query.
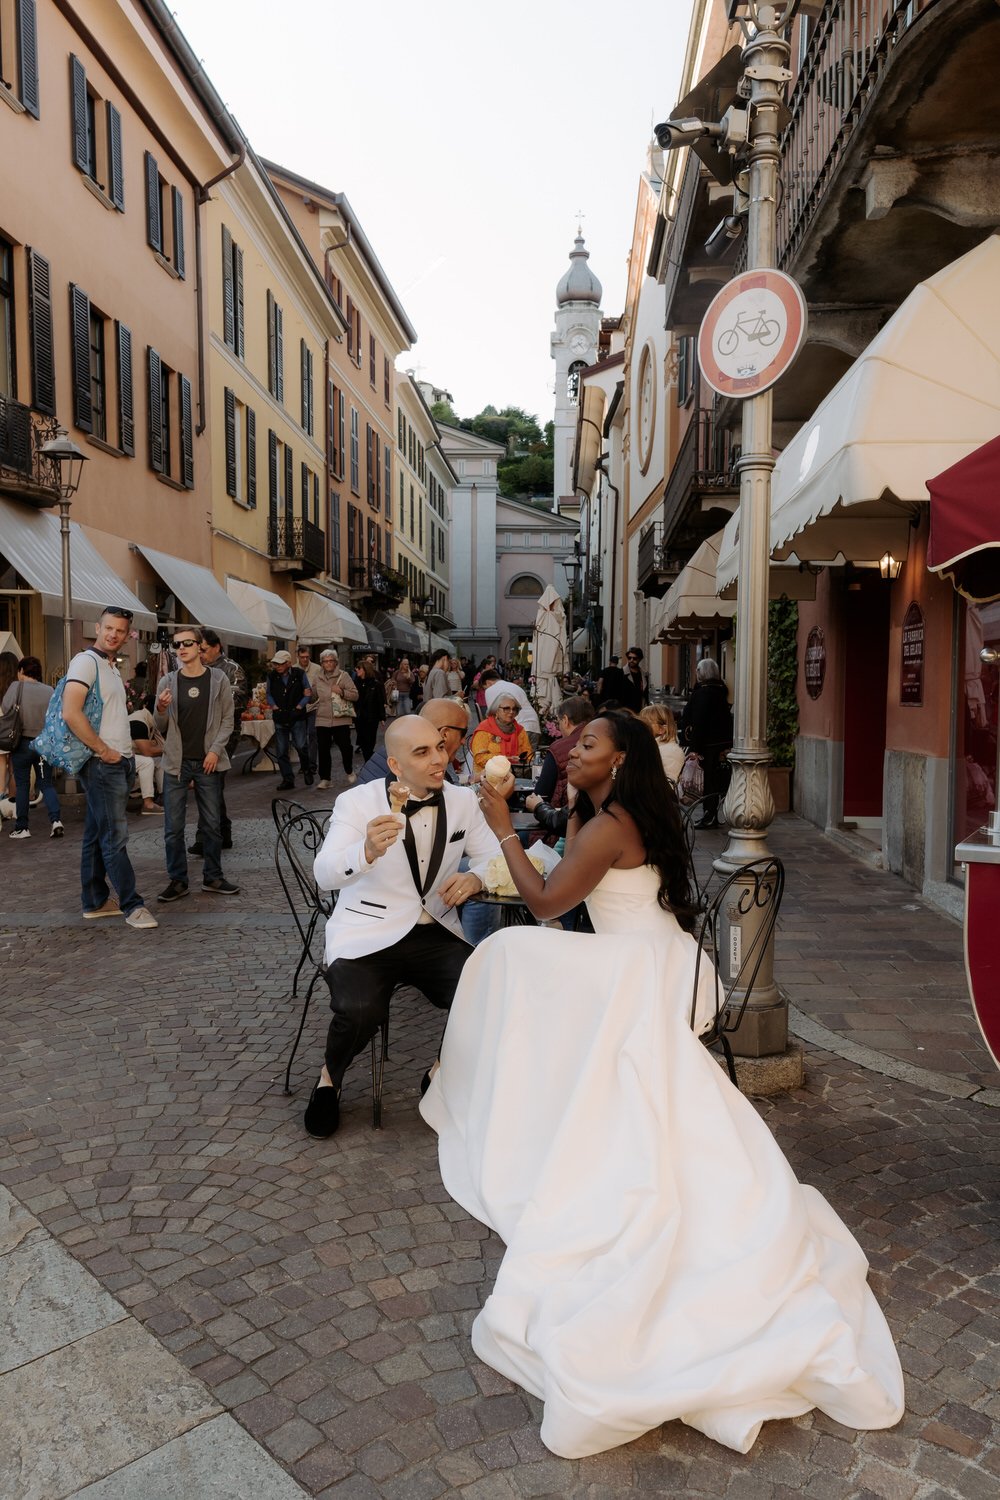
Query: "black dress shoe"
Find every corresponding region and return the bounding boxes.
[304,1082,340,1138]
[277,779,295,791]
[188,840,204,856]
[693,817,719,830]
[420,1070,432,1096]
[304,771,314,786]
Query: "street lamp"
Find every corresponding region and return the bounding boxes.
[413,594,433,661]
[39,431,89,672]
[563,549,582,681]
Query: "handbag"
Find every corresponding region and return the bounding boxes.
[33,672,104,774]
[677,752,704,804]
[0,681,23,753]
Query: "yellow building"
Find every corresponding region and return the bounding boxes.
[395,374,456,656]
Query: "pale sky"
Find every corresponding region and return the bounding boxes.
[170,0,690,426]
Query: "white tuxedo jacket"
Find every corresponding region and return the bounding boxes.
[314,777,501,963]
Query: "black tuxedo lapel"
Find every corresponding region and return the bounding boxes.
[401,799,449,897]
[401,817,423,894]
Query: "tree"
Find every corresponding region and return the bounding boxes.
[498,453,553,498]
[430,399,459,427]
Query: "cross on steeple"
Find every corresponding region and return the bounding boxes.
[575,210,585,236]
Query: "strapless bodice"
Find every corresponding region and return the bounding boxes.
[584,864,680,939]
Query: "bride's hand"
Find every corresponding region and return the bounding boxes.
[477,777,514,835]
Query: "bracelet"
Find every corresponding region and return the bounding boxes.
[498,832,519,850]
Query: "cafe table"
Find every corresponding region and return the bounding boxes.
[238,717,280,773]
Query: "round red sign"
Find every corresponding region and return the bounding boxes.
[698,268,808,399]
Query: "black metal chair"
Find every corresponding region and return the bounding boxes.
[273,804,389,1127]
[690,856,785,1088]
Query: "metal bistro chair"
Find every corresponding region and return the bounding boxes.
[690,856,786,1088]
[273,803,390,1128]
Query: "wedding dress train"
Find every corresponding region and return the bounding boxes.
[420,865,904,1459]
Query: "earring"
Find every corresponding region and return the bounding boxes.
[611,762,619,781]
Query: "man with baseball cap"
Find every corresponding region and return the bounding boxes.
[266,650,314,790]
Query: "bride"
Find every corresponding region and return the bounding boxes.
[420,711,904,1460]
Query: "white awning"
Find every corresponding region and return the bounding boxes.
[295,587,367,646]
[372,610,421,652]
[654,532,736,639]
[135,544,265,651]
[430,631,456,656]
[717,234,1000,591]
[572,626,591,651]
[0,631,24,660]
[0,498,156,630]
[225,578,297,640]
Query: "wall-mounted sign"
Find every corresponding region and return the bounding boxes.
[698,268,808,399]
[901,600,925,706]
[805,626,826,700]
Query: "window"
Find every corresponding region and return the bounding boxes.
[345,297,361,367]
[88,305,106,441]
[0,235,15,397]
[224,387,256,506]
[147,347,192,487]
[523,533,531,547]
[301,459,309,519]
[347,502,362,565]
[418,497,423,550]
[418,442,425,483]
[0,0,39,117]
[266,290,284,401]
[366,423,375,505]
[221,226,245,357]
[300,339,314,435]
[68,284,110,444]
[542,533,550,547]
[369,332,376,387]
[384,443,391,523]
[326,266,342,308]
[349,405,359,493]
[438,527,444,563]
[330,492,341,576]
[567,361,585,405]
[409,484,414,538]
[398,409,405,449]
[677,334,696,406]
[115,321,134,455]
[144,154,185,277]
[384,355,390,408]
[266,429,294,529]
[327,379,344,478]
[69,57,124,209]
[508,574,544,598]
[503,532,511,547]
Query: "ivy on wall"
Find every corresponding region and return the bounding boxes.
[767,597,799,769]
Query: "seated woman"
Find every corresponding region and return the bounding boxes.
[421,712,903,1461]
[469,689,532,777]
[640,703,686,782]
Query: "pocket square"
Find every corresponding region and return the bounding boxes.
[449,829,466,842]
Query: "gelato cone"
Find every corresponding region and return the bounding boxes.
[388,781,411,825]
[484,754,512,788]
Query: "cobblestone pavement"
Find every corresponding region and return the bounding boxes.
[2,763,1000,1497]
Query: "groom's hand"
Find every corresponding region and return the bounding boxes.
[439,872,482,908]
[364,814,402,865]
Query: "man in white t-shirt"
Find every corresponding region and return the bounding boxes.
[62,607,158,929]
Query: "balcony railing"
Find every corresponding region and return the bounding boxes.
[637,523,683,600]
[585,561,602,603]
[0,396,61,506]
[778,0,937,267]
[661,406,737,548]
[348,559,407,604]
[267,515,326,574]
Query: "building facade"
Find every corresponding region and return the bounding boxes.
[551,234,602,506]
[434,425,505,662]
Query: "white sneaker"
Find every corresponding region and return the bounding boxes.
[346,773,357,785]
[124,905,159,929]
[9,828,30,840]
[317,779,330,790]
[50,822,64,838]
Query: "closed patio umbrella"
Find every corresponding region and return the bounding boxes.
[531,585,567,717]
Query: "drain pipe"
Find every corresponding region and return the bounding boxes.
[596,454,619,657]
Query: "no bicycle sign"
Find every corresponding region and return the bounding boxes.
[698,268,807,399]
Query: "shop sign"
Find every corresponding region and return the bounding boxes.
[901,600,925,706]
[805,626,826,699]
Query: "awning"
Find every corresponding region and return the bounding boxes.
[225,578,297,640]
[717,234,1000,592]
[654,532,736,640]
[294,586,367,646]
[0,497,156,630]
[430,631,456,656]
[371,610,421,652]
[363,621,386,652]
[0,631,24,660]
[927,435,1000,603]
[715,513,820,602]
[135,544,265,650]
[572,626,591,651]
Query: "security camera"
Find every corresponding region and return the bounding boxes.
[653,117,721,151]
[704,214,746,259]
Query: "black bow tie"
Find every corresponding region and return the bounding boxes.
[403,790,443,816]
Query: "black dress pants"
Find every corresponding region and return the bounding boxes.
[324,923,471,1089]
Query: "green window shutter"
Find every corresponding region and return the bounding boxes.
[106,102,124,209]
[27,248,55,416]
[179,374,193,488]
[284,441,293,524]
[275,304,284,403]
[221,226,234,348]
[268,428,278,521]
[116,321,134,455]
[266,290,275,394]
[69,283,92,432]
[224,386,237,498]
[301,459,308,519]
[234,246,244,356]
[245,406,256,508]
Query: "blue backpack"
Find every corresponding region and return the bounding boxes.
[33,668,104,774]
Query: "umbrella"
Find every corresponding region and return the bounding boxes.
[531,585,567,717]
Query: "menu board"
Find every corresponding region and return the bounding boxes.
[901,601,925,706]
[805,626,826,700]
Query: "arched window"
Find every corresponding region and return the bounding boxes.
[567,360,586,405]
[507,574,544,598]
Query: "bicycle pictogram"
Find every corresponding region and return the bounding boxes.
[716,307,781,357]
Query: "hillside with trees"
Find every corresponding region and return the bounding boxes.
[432,402,554,502]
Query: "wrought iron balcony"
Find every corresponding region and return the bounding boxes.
[637,524,684,601]
[0,396,61,507]
[267,515,326,576]
[660,406,738,559]
[585,562,602,604]
[348,559,407,605]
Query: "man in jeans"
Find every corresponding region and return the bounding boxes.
[296,644,323,779]
[266,649,313,790]
[154,627,238,900]
[188,628,248,855]
[62,607,158,929]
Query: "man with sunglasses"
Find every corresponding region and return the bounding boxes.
[356,698,471,786]
[154,627,238,901]
[63,607,158,928]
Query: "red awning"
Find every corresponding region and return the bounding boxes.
[927,434,1000,603]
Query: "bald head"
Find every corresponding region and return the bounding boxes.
[384,714,449,796]
[420,697,470,758]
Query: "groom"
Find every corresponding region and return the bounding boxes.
[306,714,501,1137]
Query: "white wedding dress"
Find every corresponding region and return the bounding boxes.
[420,865,904,1460]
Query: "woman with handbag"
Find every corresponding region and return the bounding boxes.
[1,657,63,839]
[315,650,359,788]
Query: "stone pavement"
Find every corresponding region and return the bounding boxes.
[2,760,1000,1498]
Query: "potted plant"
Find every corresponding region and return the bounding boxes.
[767,597,798,813]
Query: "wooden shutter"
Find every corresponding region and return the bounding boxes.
[221,226,234,348]
[345,296,354,360]
[245,406,256,508]
[301,460,308,519]
[172,188,185,278]
[300,340,308,431]
[366,424,374,504]
[17,0,40,118]
[312,471,320,528]
[234,245,244,357]
[326,378,335,469]
[69,283,92,432]
[107,103,124,210]
[147,347,163,473]
[275,304,284,403]
[116,321,134,455]
[144,152,162,252]
[266,290,275,393]
[70,56,88,172]
[224,387,237,497]
[284,441,293,523]
[27,248,55,416]
[375,433,381,507]
[179,374,193,487]
[338,392,345,478]
[268,428,278,521]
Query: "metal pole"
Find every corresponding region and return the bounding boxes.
[59,499,73,672]
[714,3,793,1057]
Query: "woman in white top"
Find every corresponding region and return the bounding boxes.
[640,703,686,782]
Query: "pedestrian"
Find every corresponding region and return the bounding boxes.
[315,649,359,788]
[640,704,686,783]
[353,659,385,763]
[391,657,414,716]
[680,658,733,828]
[62,606,158,928]
[266,649,314,790]
[191,629,248,853]
[447,657,464,696]
[128,704,164,815]
[595,655,626,709]
[424,648,451,700]
[296,644,323,778]
[412,663,428,711]
[620,648,649,714]
[2,657,63,840]
[154,626,238,901]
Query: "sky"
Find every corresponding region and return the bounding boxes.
[170,0,690,427]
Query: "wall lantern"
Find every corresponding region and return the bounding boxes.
[879,552,903,580]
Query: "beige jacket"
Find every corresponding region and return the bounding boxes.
[315,668,359,728]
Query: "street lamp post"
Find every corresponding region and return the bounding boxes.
[39,431,89,673]
[562,550,582,684]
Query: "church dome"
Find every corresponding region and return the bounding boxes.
[556,235,602,306]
